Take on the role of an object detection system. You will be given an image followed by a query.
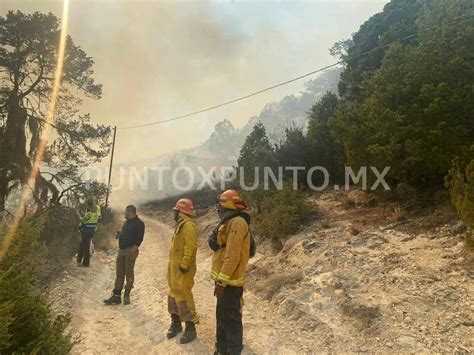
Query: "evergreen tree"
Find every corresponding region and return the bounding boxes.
[207,119,239,158]
[238,122,278,185]
[0,219,72,353]
[307,92,344,184]
[329,0,474,187]
[238,122,278,212]
[0,11,111,209]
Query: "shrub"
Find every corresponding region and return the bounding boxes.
[251,185,312,242]
[0,219,73,353]
[0,298,13,350]
[446,159,474,245]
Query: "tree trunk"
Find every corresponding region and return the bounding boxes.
[0,93,30,209]
[0,176,9,211]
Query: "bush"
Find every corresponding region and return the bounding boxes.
[446,159,474,245]
[250,185,312,242]
[0,298,13,350]
[0,219,73,353]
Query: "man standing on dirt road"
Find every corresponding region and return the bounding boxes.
[166,198,199,344]
[210,189,251,355]
[104,205,145,306]
[77,199,100,267]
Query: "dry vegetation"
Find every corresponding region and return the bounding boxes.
[245,188,473,352]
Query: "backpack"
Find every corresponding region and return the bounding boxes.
[208,211,256,258]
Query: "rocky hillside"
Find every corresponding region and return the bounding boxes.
[247,190,473,353]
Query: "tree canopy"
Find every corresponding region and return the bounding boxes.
[237,0,473,222]
[0,11,111,209]
[330,0,473,187]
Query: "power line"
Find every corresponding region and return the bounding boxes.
[118,62,343,130]
[116,11,473,130]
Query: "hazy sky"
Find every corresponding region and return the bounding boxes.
[2,0,388,164]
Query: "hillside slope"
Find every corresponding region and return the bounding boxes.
[248,191,473,353]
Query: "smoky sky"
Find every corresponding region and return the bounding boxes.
[1,0,387,164]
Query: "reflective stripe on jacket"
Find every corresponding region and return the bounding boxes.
[81,209,99,227]
[211,215,250,287]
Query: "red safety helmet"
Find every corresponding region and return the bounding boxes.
[218,189,247,210]
[173,198,195,216]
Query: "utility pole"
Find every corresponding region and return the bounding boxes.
[105,126,117,207]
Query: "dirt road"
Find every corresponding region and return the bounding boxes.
[50,216,310,354]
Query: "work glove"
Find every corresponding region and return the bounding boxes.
[214,283,225,298]
[178,265,189,274]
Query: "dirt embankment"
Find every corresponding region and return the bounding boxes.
[247,190,473,353]
[37,206,81,284]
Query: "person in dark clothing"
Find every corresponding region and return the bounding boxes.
[104,205,145,305]
[216,286,244,355]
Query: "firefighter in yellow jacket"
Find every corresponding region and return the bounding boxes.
[166,198,199,344]
[210,190,250,355]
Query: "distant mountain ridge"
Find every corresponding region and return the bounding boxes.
[195,66,342,160]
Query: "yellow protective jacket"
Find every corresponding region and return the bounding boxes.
[211,215,250,287]
[168,215,198,296]
[80,208,99,233]
[81,209,99,225]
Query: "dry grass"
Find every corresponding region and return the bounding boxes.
[393,204,405,222]
[249,270,303,301]
[318,188,461,238]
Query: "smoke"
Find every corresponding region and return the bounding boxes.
[1,0,387,164]
[67,1,291,166]
[1,0,387,207]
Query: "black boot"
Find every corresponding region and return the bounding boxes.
[103,291,121,305]
[180,321,197,344]
[214,343,230,355]
[166,314,182,339]
[123,290,131,305]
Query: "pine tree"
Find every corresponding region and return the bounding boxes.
[0,11,111,209]
[307,92,344,184]
[238,122,278,185]
[0,219,72,353]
